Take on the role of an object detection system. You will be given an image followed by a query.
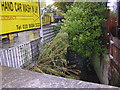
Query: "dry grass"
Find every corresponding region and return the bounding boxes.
[30,32,81,80]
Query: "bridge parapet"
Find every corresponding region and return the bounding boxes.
[0,66,119,89]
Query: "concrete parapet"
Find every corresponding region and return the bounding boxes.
[0,66,119,89]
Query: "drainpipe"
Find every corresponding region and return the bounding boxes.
[38,0,45,44]
[40,10,44,44]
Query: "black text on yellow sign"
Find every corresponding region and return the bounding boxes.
[0,1,40,35]
[1,2,38,13]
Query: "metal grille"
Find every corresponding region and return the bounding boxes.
[0,38,40,69]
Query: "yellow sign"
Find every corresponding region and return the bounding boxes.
[0,1,40,35]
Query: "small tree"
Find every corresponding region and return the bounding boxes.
[46,5,56,15]
[62,2,107,58]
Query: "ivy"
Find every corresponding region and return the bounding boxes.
[62,2,108,58]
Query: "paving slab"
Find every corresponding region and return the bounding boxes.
[0,66,120,89]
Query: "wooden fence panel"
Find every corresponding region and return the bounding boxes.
[109,35,120,86]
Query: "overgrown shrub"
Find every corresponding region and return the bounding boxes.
[30,32,80,79]
[62,2,108,58]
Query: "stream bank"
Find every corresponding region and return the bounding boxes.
[66,48,100,84]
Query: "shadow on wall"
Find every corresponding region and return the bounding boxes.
[92,53,110,85]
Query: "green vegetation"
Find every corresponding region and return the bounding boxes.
[53,22,63,35]
[62,2,108,58]
[31,2,108,80]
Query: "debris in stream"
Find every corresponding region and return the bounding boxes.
[30,32,81,80]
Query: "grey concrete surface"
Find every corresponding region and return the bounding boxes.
[2,30,40,49]
[0,66,119,89]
